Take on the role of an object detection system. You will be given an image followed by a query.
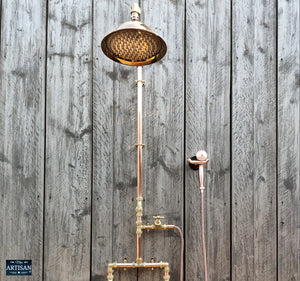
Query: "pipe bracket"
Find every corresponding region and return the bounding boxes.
[135,80,145,86]
[135,143,145,147]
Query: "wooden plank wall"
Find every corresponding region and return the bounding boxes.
[232,0,277,280]
[0,0,46,280]
[278,0,299,280]
[44,0,93,280]
[0,0,299,281]
[185,0,231,281]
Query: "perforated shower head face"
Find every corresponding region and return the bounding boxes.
[101,4,167,66]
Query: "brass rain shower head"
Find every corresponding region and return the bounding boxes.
[101,3,167,66]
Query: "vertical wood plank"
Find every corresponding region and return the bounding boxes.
[139,0,185,280]
[0,0,46,280]
[185,1,209,280]
[92,1,139,281]
[185,0,231,280]
[44,0,92,280]
[91,0,115,279]
[278,0,300,280]
[232,0,277,280]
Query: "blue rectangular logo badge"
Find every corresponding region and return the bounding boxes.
[6,260,32,276]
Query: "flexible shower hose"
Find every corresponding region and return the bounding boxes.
[199,166,208,281]
[200,188,208,281]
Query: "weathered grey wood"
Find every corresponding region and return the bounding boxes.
[185,1,209,280]
[0,0,46,280]
[185,0,231,280]
[92,1,140,280]
[185,0,210,278]
[278,0,300,280]
[1,0,300,280]
[138,0,185,280]
[232,0,277,280]
[91,1,116,280]
[44,0,92,280]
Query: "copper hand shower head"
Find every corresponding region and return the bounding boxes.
[101,3,167,66]
[188,150,209,170]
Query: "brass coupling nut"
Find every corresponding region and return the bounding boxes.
[136,220,142,234]
[135,202,143,217]
[136,197,143,217]
[136,206,143,217]
[107,266,114,281]
[163,265,170,281]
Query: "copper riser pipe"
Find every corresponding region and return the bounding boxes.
[136,66,143,262]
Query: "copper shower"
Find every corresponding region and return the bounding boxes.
[101,3,209,281]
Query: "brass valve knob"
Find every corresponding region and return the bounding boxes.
[153,216,165,226]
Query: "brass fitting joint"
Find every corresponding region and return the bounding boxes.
[162,263,170,281]
[136,197,143,217]
[142,224,168,230]
[107,265,114,281]
[136,220,142,234]
[141,216,170,230]
[135,258,143,265]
